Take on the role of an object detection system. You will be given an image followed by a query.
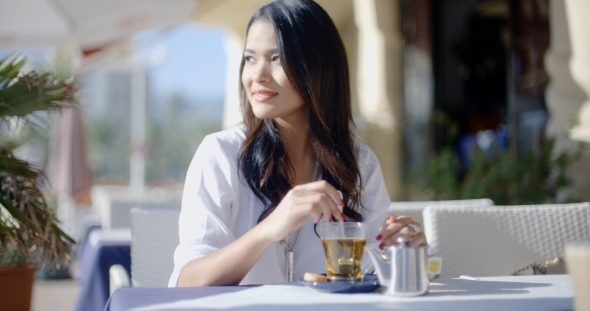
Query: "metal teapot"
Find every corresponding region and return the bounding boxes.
[366,236,429,297]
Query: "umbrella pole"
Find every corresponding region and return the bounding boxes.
[130,50,146,196]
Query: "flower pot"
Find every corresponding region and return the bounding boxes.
[36,263,72,280]
[0,265,37,311]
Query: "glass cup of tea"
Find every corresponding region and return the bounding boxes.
[319,222,370,282]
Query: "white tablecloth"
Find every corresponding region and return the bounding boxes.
[129,275,573,311]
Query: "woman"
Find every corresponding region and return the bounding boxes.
[170,0,426,287]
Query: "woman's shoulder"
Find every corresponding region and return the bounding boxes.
[204,124,246,147]
[190,125,246,170]
[198,125,246,155]
[353,140,377,165]
[187,125,247,184]
[353,140,368,155]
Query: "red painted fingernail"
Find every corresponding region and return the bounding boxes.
[376,234,383,240]
[379,243,385,250]
[341,213,346,220]
[340,199,345,206]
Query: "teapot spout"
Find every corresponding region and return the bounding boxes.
[366,246,391,286]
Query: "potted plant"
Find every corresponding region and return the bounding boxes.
[0,54,77,310]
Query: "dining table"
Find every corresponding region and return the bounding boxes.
[105,274,573,311]
[75,228,132,311]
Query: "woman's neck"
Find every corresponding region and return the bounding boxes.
[274,118,316,185]
[275,119,312,161]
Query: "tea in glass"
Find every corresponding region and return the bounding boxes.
[322,238,367,280]
[319,222,370,282]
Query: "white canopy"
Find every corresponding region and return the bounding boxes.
[0,0,198,50]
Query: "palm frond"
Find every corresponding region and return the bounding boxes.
[0,54,26,81]
[0,71,76,118]
[0,54,77,269]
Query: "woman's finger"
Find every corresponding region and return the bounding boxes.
[292,191,344,223]
[407,222,422,235]
[380,231,428,247]
[307,205,323,224]
[379,216,414,240]
[381,230,412,246]
[409,232,427,246]
[314,192,344,223]
[293,180,344,209]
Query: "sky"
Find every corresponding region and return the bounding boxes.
[0,22,229,166]
[135,23,228,101]
[0,22,229,104]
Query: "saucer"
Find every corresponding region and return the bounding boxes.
[297,274,380,293]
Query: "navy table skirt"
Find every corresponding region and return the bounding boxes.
[74,229,131,311]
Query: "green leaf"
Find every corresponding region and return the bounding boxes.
[4,59,26,78]
[0,53,20,75]
[0,54,76,269]
[414,137,582,204]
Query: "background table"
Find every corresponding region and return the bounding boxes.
[75,229,131,311]
[106,274,573,311]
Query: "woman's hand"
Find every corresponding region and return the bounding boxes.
[258,180,345,242]
[376,215,427,248]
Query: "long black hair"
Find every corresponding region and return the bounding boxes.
[238,0,363,223]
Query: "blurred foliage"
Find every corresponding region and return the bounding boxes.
[145,94,220,184]
[414,138,584,205]
[0,54,76,269]
[86,115,131,184]
[85,92,221,185]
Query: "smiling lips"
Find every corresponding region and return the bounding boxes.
[253,90,278,102]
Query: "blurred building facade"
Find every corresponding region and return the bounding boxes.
[195,0,590,201]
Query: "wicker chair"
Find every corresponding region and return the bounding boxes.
[423,202,590,278]
[388,198,494,225]
[130,207,180,287]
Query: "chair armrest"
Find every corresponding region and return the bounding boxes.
[109,264,131,295]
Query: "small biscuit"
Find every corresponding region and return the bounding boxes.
[303,272,330,282]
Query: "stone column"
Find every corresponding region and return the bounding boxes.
[546,0,590,200]
[353,0,403,200]
[222,31,245,129]
[565,0,590,142]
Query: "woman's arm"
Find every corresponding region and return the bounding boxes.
[177,180,344,286]
[177,222,272,286]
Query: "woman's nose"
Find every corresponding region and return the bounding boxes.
[251,63,271,83]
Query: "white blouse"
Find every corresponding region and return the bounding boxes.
[169,126,390,286]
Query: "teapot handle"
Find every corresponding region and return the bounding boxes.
[363,261,375,275]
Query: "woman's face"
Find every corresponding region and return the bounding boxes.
[242,19,306,123]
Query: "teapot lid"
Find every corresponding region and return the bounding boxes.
[396,236,411,246]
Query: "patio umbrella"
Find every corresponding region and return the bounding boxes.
[1,0,199,239]
[48,106,93,206]
[1,0,199,195]
[0,0,198,50]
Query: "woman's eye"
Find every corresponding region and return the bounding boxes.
[271,55,280,62]
[244,56,255,63]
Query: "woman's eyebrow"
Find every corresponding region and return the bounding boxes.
[244,48,280,54]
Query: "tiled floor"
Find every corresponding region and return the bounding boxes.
[31,278,81,311]
[31,261,81,311]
